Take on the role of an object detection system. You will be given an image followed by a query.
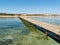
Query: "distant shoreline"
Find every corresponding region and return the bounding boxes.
[0,15,60,18]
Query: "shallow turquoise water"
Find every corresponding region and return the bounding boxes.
[0,17,59,45]
[33,16,60,26]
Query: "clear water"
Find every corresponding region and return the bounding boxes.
[33,16,60,26]
[0,18,59,45]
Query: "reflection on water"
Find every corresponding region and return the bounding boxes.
[0,17,59,45]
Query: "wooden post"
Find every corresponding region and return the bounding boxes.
[45,30,48,40]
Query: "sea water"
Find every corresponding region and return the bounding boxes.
[0,17,59,45]
[33,16,60,26]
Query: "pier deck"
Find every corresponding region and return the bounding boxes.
[20,16,60,35]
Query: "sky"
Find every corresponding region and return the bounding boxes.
[0,0,60,14]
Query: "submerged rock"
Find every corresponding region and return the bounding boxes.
[0,39,13,45]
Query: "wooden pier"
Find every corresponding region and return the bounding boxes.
[19,16,60,43]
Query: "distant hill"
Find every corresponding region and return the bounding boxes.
[0,13,21,16]
[0,13,15,16]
